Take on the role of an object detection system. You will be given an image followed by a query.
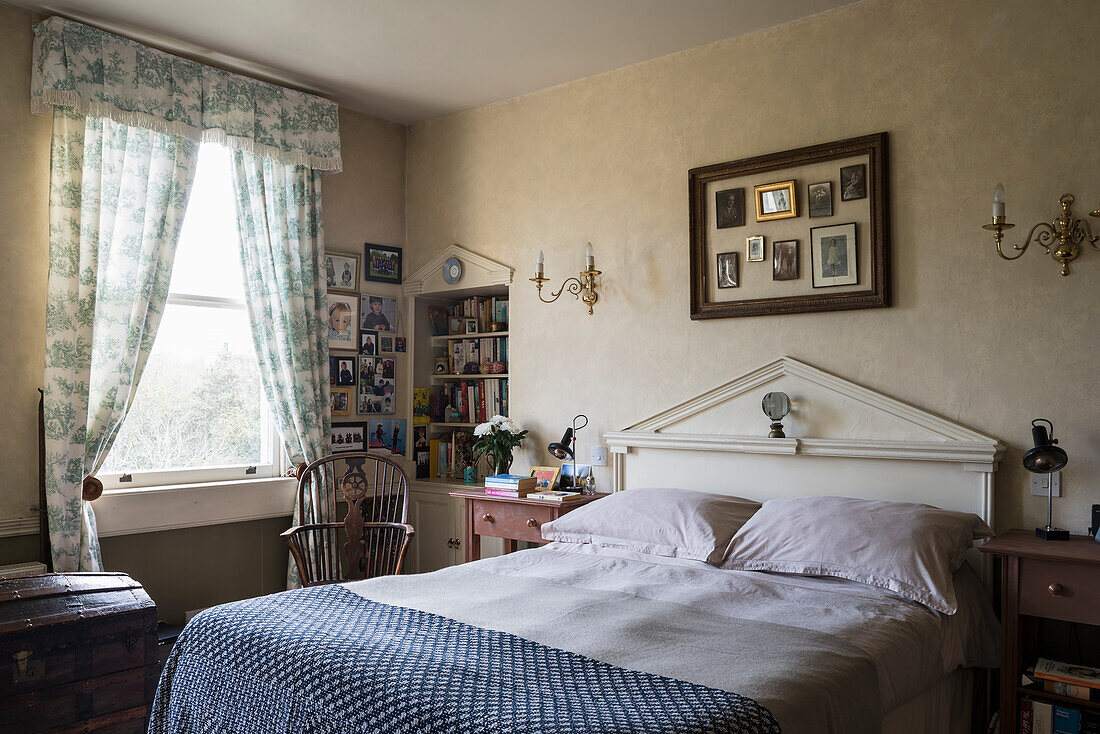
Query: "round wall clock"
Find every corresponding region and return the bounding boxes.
[443,257,463,284]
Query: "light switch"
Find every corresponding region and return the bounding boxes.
[591,446,608,467]
[1030,471,1061,497]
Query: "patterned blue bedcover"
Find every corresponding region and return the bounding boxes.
[150,584,780,733]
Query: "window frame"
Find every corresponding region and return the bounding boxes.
[99,291,284,491]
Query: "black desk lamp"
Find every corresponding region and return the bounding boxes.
[548,415,587,488]
[1023,418,1069,541]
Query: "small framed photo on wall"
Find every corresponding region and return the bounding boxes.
[363,244,402,285]
[360,329,379,355]
[361,294,398,332]
[379,334,395,353]
[840,164,867,201]
[716,252,739,288]
[327,293,358,352]
[715,188,745,229]
[330,422,365,453]
[811,222,858,288]
[330,387,352,417]
[753,180,797,222]
[746,235,765,262]
[807,182,833,217]
[330,356,357,386]
[772,240,799,281]
[324,252,360,294]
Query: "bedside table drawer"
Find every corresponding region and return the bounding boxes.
[471,500,554,543]
[1019,557,1100,625]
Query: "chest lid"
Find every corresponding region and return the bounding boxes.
[0,573,154,635]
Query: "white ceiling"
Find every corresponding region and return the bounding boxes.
[12,0,857,124]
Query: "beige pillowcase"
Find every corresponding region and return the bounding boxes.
[540,487,761,564]
[720,496,993,614]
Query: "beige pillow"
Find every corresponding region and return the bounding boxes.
[720,496,993,614]
[540,487,761,564]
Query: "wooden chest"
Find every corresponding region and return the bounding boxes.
[0,573,158,733]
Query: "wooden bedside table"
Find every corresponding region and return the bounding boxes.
[980,530,1100,733]
[449,490,606,563]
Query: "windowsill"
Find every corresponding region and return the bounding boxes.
[95,476,297,538]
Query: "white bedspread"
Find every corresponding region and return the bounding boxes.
[345,543,998,734]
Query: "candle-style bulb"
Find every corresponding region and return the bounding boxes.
[584,242,595,269]
[993,183,1005,219]
[535,249,544,276]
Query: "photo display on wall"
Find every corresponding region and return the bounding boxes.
[357,356,396,415]
[689,132,889,319]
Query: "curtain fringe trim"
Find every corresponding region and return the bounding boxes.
[32,91,343,173]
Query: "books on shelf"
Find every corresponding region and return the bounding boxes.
[434,379,508,424]
[1035,659,1100,690]
[1022,695,1100,734]
[527,490,582,503]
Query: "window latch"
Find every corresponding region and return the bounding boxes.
[245,466,257,475]
[119,474,132,483]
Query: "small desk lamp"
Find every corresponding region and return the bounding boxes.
[1023,418,1069,541]
[548,415,588,488]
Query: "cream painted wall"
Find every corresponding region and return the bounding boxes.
[406,0,1100,533]
[0,2,50,527]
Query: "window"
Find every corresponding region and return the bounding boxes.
[101,145,281,488]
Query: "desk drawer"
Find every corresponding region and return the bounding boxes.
[1019,557,1100,625]
[471,501,554,543]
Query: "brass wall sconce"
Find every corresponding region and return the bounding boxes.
[530,243,602,315]
[983,184,1099,276]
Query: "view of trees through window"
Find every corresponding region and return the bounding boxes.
[102,144,270,476]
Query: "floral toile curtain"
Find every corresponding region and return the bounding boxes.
[43,108,198,571]
[33,16,341,573]
[230,151,330,588]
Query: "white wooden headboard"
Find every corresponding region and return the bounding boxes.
[603,357,1004,528]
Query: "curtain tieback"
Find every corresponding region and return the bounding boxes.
[81,476,104,502]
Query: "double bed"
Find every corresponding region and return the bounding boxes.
[151,358,1004,733]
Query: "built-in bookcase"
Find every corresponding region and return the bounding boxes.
[401,245,514,572]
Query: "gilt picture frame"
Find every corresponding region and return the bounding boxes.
[688,132,889,319]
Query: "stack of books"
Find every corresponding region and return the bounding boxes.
[484,474,537,497]
[527,490,582,503]
[1020,658,1100,734]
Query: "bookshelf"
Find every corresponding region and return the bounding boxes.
[401,245,515,573]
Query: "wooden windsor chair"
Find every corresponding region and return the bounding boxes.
[282,452,414,586]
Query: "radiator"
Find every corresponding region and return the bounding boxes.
[0,562,48,579]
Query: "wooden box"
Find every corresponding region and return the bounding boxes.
[0,573,158,733]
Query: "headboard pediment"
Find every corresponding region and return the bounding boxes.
[628,357,995,444]
[603,357,1004,527]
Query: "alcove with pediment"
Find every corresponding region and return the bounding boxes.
[401,244,515,573]
[604,357,1004,527]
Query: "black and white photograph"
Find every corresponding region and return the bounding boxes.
[361,294,398,332]
[324,252,360,294]
[753,180,797,221]
[329,422,365,453]
[716,251,739,288]
[811,222,858,288]
[808,181,833,217]
[840,164,867,201]
[715,187,745,229]
[746,235,765,262]
[359,329,379,355]
[330,356,356,386]
[772,240,799,281]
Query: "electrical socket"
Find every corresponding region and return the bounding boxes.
[1030,471,1061,498]
[590,446,608,467]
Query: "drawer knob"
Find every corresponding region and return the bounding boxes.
[1048,583,1063,597]
[481,513,493,523]
[526,518,537,527]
